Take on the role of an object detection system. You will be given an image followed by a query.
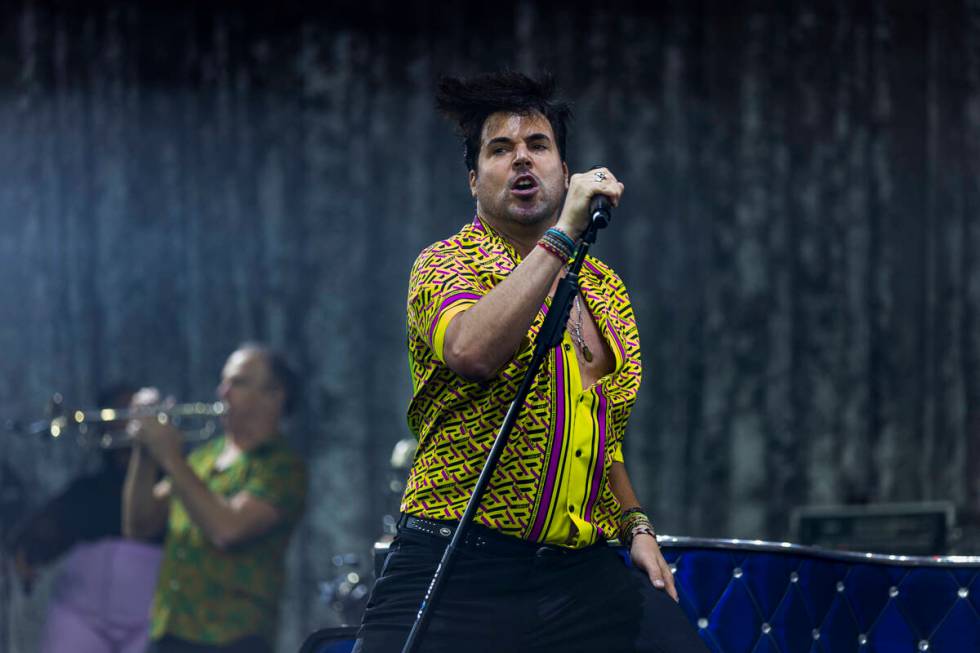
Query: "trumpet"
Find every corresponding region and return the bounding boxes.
[45,394,227,449]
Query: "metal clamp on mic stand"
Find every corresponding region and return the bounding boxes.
[400,193,612,653]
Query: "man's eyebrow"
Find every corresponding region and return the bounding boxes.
[484,133,553,148]
[485,136,514,148]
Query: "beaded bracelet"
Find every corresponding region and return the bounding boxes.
[622,516,656,547]
[620,514,647,534]
[619,510,654,544]
[545,227,576,250]
[619,508,650,529]
[537,239,570,264]
[620,520,650,543]
[540,230,573,259]
[626,524,657,548]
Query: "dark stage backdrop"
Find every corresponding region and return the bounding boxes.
[1,1,979,650]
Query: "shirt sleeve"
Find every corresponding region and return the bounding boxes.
[243,450,307,525]
[611,442,624,464]
[407,244,485,362]
[602,265,640,467]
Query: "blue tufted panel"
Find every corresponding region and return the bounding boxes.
[659,538,980,653]
[358,538,980,652]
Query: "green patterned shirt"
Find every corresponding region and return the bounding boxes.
[149,435,307,646]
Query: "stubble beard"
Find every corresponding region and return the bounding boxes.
[484,186,563,229]
[507,203,554,226]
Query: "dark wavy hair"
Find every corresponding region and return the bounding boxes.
[435,71,573,173]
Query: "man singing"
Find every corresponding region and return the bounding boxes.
[123,343,307,653]
[355,73,708,652]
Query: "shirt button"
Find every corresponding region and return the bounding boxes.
[563,344,572,351]
[169,580,180,591]
[575,449,582,457]
[569,505,576,513]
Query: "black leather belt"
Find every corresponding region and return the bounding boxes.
[397,513,587,557]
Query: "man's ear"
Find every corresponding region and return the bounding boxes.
[469,169,478,197]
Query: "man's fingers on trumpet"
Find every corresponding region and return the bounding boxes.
[131,387,162,408]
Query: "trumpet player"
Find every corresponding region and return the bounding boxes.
[123,343,307,653]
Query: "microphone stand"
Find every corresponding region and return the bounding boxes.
[400,206,609,653]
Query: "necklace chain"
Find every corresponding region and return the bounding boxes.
[570,295,594,362]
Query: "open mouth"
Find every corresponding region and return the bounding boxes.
[511,174,539,198]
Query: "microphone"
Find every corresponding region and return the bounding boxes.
[588,165,612,229]
[589,194,611,229]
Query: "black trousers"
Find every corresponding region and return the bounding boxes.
[354,523,710,653]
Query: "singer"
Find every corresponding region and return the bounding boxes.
[354,72,707,653]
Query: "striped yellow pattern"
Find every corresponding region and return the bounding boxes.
[402,216,642,548]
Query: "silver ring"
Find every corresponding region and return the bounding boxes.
[593,170,607,182]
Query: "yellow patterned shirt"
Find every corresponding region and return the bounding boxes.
[150,435,307,646]
[402,216,642,548]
